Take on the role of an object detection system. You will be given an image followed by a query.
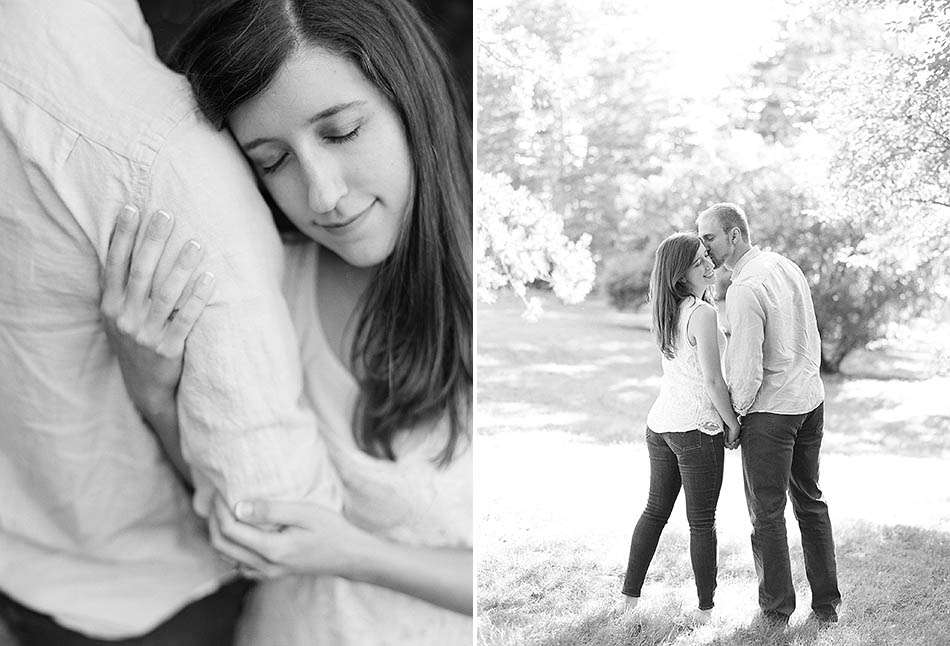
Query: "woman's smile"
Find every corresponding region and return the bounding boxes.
[313,200,377,232]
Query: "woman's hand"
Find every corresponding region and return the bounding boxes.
[99,205,214,486]
[208,494,368,580]
[725,418,741,449]
[100,205,214,414]
[209,494,474,615]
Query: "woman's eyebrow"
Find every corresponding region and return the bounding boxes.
[307,100,367,124]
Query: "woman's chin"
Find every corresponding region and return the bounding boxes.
[329,243,392,269]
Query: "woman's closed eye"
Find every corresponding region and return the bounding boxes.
[323,124,361,145]
[260,153,289,174]
[256,122,362,173]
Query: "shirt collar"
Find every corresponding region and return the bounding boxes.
[730,246,760,278]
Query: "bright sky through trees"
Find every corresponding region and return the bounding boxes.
[478,0,788,101]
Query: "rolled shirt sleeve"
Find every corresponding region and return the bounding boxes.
[143,112,341,515]
[724,283,766,416]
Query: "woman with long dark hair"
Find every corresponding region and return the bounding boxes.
[620,232,739,624]
[99,0,472,642]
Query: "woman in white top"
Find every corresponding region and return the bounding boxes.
[621,232,740,622]
[96,0,472,643]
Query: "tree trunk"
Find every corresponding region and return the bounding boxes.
[820,353,840,374]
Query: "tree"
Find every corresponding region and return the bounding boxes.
[603,0,950,371]
[477,0,679,263]
[809,0,950,368]
[829,0,950,212]
[476,172,595,318]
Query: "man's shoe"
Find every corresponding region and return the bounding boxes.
[755,611,789,629]
[810,609,838,627]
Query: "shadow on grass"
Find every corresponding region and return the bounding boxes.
[822,374,950,458]
[479,523,950,645]
[609,318,652,333]
[480,295,950,458]
[533,607,691,646]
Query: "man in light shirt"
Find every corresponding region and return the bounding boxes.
[697,203,841,627]
[0,1,339,643]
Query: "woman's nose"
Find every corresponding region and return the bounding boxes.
[302,152,347,214]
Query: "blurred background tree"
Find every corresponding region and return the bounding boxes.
[478,0,950,372]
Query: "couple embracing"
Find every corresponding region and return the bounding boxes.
[621,204,841,628]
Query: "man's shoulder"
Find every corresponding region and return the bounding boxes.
[0,0,200,163]
[731,250,812,309]
[739,250,801,280]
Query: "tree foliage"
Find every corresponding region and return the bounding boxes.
[477,0,678,263]
[477,172,595,319]
[478,0,950,369]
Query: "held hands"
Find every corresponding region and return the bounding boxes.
[99,205,214,412]
[724,418,741,450]
[209,494,370,581]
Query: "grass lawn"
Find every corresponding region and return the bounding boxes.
[477,291,950,645]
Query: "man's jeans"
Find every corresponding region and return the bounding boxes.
[741,403,841,619]
[623,428,724,610]
[0,579,253,646]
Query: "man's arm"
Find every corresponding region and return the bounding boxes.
[141,115,341,515]
[724,284,766,416]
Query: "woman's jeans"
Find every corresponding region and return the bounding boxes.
[623,428,724,610]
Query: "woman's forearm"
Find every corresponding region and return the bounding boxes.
[347,532,473,616]
[140,391,192,487]
[704,376,739,429]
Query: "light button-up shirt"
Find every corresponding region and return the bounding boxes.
[0,0,339,638]
[722,247,825,416]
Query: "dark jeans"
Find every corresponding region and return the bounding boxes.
[0,579,253,646]
[741,403,841,619]
[623,428,724,610]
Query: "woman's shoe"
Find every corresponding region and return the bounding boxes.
[684,608,713,626]
[622,595,640,614]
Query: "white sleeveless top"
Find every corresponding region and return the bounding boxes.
[646,298,724,435]
[235,243,473,646]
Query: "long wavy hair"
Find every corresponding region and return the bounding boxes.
[171,0,472,465]
[649,233,711,360]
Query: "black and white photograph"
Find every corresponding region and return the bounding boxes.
[4,0,950,644]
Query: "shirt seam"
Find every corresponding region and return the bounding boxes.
[730,246,760,279]
[0,67,195,175]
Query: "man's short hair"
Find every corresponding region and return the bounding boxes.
[699,203,750,243]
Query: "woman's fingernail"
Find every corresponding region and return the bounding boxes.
[149,210,173,233]
[193,272,215,298]
[235,501,252,520]
[181,240,201,266]
[120,205,138,224]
